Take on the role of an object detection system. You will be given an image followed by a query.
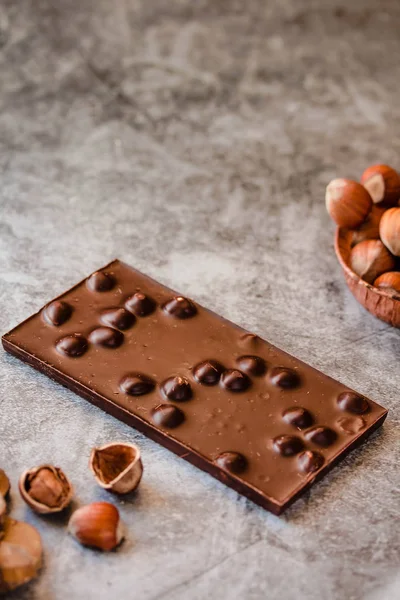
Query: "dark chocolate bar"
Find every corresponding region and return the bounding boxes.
[2,260,387,514]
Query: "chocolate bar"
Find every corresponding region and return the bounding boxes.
[2,260,387,514]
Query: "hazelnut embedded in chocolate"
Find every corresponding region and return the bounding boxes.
[125,292,156,317]
[215,452,247,474]
[337,392,369,415]
[151,404,185,428]
[161,376,192,401]
[236,355,267,376]
[282,407,313,429]
[56,334,88,357]
[273,435,304,456]
[220,370,251,392]
[120,373,155,396]
[88,327,124,349]
[270,367,300,389]
[101,308,136,331]
[43,301,72,326]
[304,426,337,448]
[163,297,197,319]
[193,360,224,385]
[87,271,115,292]
[297,450,324,474]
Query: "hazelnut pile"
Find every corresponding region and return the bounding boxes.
[0,442,142,593]
[326,164,400,293]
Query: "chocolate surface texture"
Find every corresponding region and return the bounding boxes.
[2,260,387,514]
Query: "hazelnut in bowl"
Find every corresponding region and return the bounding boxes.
[326,166,400,327]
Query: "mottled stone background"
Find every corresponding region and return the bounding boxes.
[0,1,399,599]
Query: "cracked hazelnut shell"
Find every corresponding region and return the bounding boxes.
[89,442,143,494]
[19,465,73,514]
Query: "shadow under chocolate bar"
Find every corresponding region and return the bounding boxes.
[2,260,388,515]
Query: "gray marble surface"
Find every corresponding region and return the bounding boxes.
[1,1,400,598]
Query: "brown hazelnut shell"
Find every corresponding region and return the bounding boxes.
[325,178,372,228]
[379,207,400,257]
[89,442,143,494]
[68,502,124,551]
[0,495,6,537]
[349,239,396,284]
[374,272,400,296]
[349,206,385,247]
[335,228,400,327]
[0,469,10,499]
[19,465,73,515]
[361,164,400,207]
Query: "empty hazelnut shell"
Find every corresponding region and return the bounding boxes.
[349,239,396,284]
[19,465,73,514]
[89,442,143,494]
[68,502,124,551]
[0,518,43,594]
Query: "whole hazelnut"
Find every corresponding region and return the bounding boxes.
[0,469,10,499]
[374,272,400,295]
[361,164,400,207]
[0,518,43,594]
[325,178,372,228]
[19,465,73,514]
[89,442,143,495]
[379,207,400,256]
[68,502,124,551]
[0,495,6,536]
[349,239,396,284]
[350,206,385,247]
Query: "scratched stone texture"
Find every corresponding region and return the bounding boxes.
[0,1,400,599]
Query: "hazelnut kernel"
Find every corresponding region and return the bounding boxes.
[19,465,73,514]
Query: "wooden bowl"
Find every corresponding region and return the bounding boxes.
[334,228,400,327]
